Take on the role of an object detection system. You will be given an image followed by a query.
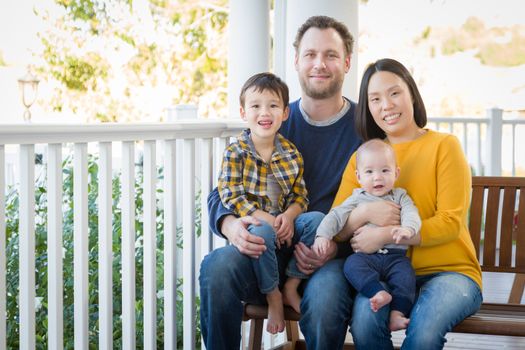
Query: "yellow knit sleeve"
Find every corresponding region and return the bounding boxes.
[418,135,471,247]
[332,153,360,208]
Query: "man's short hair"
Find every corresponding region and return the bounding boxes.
[293,15,354,56]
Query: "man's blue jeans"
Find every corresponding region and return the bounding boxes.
[350,271,482,350]
[199,212,354,350]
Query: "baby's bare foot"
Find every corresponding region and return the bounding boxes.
[389,310,410,331]
[266,290,285,334]
[370,290,392,312]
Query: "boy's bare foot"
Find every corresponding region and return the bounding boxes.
[266,290,285,334]
[389,310,410,331]
[370,290,392,312]
[282,277,302,314]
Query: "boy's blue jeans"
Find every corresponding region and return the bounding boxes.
[199,211,355,350]
[248,212,322,293]
[350,271,482,350]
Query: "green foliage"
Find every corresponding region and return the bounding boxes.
[462,16,485,34]
[36,0,228,121]
[5,154,201,349]
[476,32,525,67]
[440,16,525,67]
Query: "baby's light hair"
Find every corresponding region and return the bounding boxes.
[355,139,397,169]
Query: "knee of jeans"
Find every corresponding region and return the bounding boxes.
[403,329,445,350]
[298,211,325,228]
[199,247,247,293]
[351,294,389,338]
[249,222,275,248]
[302,260,352,320]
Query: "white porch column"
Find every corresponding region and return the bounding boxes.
[227,0,270,119]
[282,0,359,102]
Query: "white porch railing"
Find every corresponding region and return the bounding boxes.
[0,121,244,350]
[427,108,525,176]
[0,107,524,349]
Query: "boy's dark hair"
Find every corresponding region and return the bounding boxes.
[239,72,289,108]
[355,58,427,141]
[293,15,354,56]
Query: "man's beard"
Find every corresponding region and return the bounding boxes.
[299,74,343,99]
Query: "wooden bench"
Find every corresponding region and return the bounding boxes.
[243,176,525,349]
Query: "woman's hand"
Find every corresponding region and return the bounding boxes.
[350,225,393,254]
[363,201,401,227]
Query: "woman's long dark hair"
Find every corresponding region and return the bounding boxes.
[355,58,427,141]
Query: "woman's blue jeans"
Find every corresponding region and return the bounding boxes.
[350,271,482,350]
[199,212,354,350]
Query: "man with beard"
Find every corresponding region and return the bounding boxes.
[200,16,372,349]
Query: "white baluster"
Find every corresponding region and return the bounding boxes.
[182,139,196,350]
[122,141,136,350]
[144,140,157,350]
[48,144,63,350]
[200,138,213,256]
[20,144,35,350]
[74,143,89,350]
[164,140,178,350]
[99,142,113,350]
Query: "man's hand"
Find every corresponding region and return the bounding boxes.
[350,225,393,254]
[274,212,294,248]
[222,215,266,258]
[294,240,336,275]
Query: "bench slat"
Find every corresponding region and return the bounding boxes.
[499,187,516,268]
[482,186,500,267]
[517,189,525,267]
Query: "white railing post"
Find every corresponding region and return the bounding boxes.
[182,139,196,350]
[98,142,113,350]
[199,138,213,257]
[74,143,89,350]
[19,144,36,350]
[122,141,136,350]
[163,140,178,350]
[143,140,157,350]
[48,144,64,350]
[486,107,503,176]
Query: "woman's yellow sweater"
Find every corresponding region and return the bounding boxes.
[334,130,482,288]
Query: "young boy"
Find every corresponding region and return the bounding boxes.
[313,139,421,331]
[217,72,322,334]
